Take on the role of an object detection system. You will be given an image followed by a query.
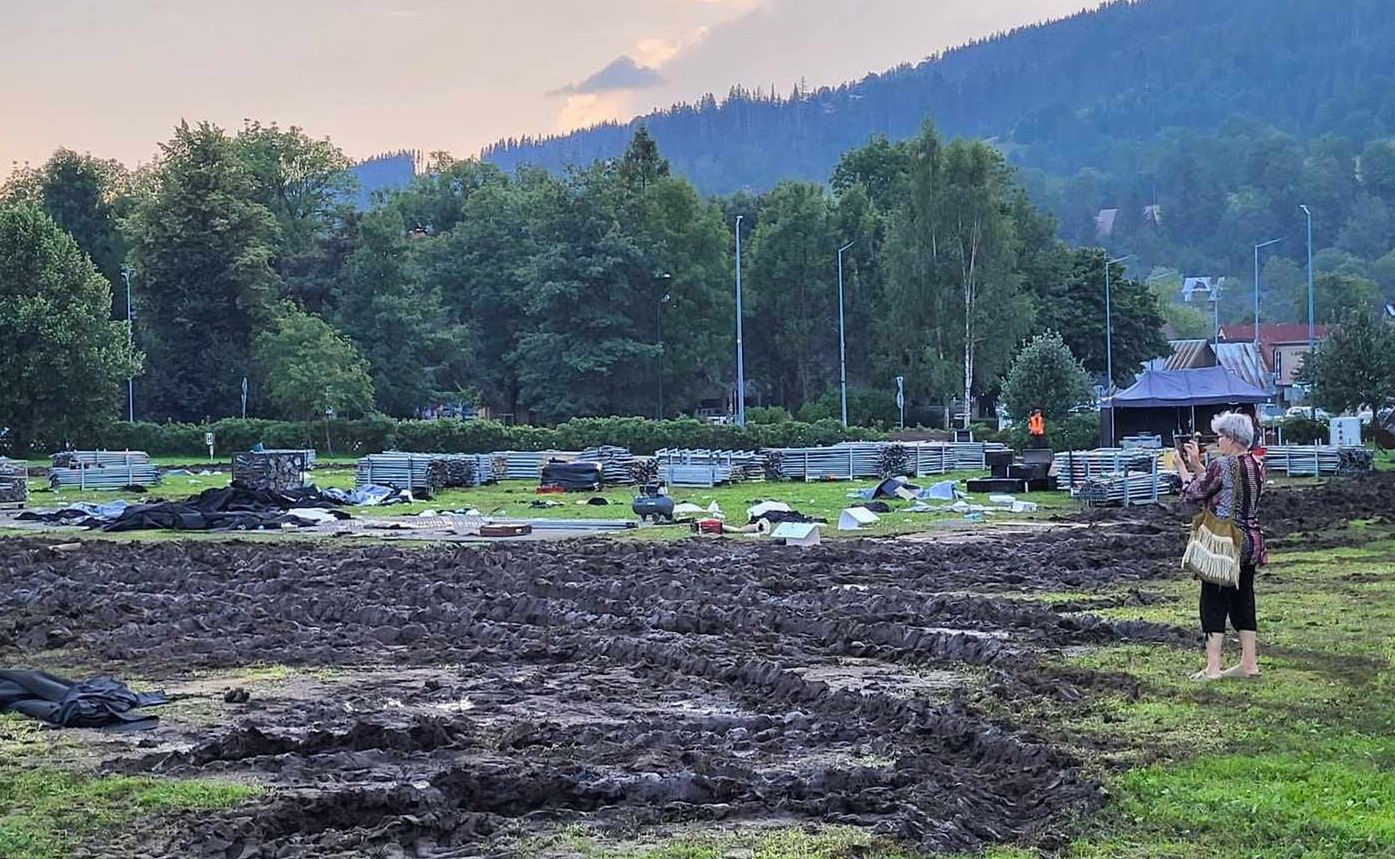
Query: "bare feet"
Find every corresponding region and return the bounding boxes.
[1221,664,1261,679]
[1190,668,1223,681]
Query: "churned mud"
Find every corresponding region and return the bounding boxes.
[1,472,1387,857]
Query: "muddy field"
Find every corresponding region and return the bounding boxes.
[1,473,1390,857]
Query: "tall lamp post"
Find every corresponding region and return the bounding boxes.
[655,273,672,420]
[121,267,134,422]
[1300,205,1315,350]
[734,215,747,427]
[1253,237,1284,355]
[1104,254,1129,447]
[836,241,854,428]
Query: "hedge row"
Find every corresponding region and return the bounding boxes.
[82,417,885,458]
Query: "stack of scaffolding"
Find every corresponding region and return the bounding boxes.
[1263,445,1372,476]
[1054,449,1161,490]
[947,441,1009,471]
[49,451,159,490]
[765,441,979,481]
[0,458,27,507]
[1073,452,1178,507]
[355,452,496,491]
[260,448,317,468]
[1076,468,1179,507]
[494,450,579,481]
[765,444,879,481]
[576,446,640,485]
[902,443,949,476]
[232,450,310,491]
[878,444,911,478]
[656,448,764,487]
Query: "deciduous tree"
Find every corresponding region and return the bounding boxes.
[0,204,140,456]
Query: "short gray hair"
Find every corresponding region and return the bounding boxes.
[1211,411,1255,449]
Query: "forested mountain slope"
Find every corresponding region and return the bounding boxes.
[483,0,1395,194]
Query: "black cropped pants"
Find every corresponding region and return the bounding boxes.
[1199,563,1257,634]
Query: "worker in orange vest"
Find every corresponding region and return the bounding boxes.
[1028,408,1047,448]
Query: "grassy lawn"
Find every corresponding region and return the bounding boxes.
[17,469,1080,540]
[1030,532,1395,857]
[0,716,261,859]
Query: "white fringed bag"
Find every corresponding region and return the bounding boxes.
[1182,509,1243,587]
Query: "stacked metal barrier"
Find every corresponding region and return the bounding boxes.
[1054,449,1161,490]
[655,448,765,488]
[1076,469,1179,507]
[764,441,980,481]
[0,458,27,507]
[494,451,579,481]
[576,446,640,485]
[355,452,495,491]
[911,443,952,476]
[1067,449,1177,506]
[48,451,160,490]
[1262,445,1371,477]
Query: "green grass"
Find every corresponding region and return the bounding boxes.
[1043,529,1395,857]
[518,823,920,858]
[0,716,261,859]
[17,469,1081,540]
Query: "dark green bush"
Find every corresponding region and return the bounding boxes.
[66,416,886,458]
[1277,416,1327,445]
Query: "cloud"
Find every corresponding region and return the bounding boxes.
[634,25,711,67]
[555,92,635,131]
[551,55,666,96]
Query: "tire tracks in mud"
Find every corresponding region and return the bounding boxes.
[7,473,1389,857]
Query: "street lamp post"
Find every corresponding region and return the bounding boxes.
[836,241,854,428]
[734,215,746,427]
[121,267,134,422]
[654,273,672,421]
[1300,205,1315,350]
[1253,237,1284,355]
[1103,254,1130,395]
[1103,254,1129,448]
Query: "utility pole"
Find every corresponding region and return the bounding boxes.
[122,267,134,422]
[1104,254,1129,448]
[734,215,747,426]
[1301,205,1315,350]
[1254,237,1284,362]
[836,241,854,428]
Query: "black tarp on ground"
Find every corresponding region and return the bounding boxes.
[540,461,604,492]
[103,486,350,532]
[0,670,169,730]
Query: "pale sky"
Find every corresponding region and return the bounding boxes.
[1,0,1096,175]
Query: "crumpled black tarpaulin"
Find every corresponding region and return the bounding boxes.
[0,670,170,730]
[102,485,351,532]
[540,460,605,492]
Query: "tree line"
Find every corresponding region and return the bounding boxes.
[3,120,1173,454]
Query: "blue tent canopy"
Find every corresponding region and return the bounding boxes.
[1111,366,1271,408]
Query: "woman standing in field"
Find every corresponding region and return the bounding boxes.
[1176,411,1267,681]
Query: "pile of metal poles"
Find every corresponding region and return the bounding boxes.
[493,451,580,481]
[1054,449,1161,490]
[576,446,641,485]
[1076,469,1179,507]
[232,450,310,491]
[0,458,27,506]
[655,448,764,487]
[765,441,992,481]
[48,451,160,490]
[355,452,496,491]
[1263,445,1370,476]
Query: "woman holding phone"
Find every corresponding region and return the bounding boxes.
[1175,411,1267,680]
